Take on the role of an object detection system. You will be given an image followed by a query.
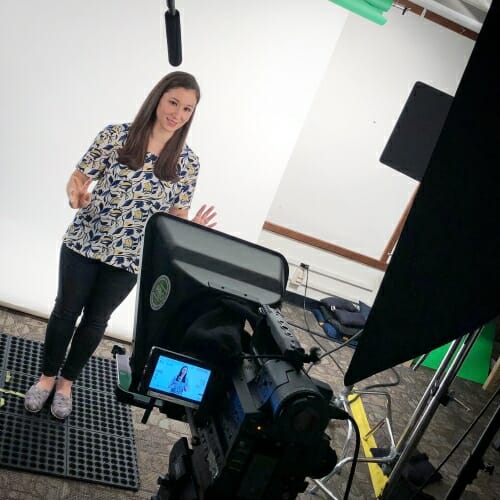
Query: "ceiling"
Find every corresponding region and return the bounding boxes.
[406,0,491,32]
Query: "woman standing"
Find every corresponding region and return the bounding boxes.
[24,71,216,419]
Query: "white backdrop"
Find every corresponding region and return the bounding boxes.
[0,0,347,339]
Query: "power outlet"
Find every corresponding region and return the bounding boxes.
[290,266,305,286]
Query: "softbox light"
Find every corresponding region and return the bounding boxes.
[344,1,500,386]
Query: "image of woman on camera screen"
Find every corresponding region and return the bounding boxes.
[169,366,190,395]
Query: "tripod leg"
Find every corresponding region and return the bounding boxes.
[445,403,500,499]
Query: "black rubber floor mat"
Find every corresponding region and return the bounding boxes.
[0,333,140,490]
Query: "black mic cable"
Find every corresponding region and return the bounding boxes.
[165,0,182,66]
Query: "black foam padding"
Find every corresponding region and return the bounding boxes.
[379,81,453,181]
[0,333,140,490]
[345,1,500,386]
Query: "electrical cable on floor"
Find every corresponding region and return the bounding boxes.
[299,267,346,377]
[305,331,365,376]
[409,386,500,500]
[285,266,403,394]
[316,328,365,359]
[343,413,361,500]
[287,319,342,342]
[306,338,345,377]
[302,267,311,333]
[300,267,365,356]
[285,266,353,343]
[348,367,401,404]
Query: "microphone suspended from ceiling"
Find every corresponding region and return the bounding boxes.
[165,0,182,67]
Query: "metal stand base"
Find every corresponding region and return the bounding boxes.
[309,328,482,500]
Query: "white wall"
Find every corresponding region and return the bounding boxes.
[259,9,474,304]
[0,0,346,340]
[259,231,385,305]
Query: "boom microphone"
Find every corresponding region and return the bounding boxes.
[165,4,182,67]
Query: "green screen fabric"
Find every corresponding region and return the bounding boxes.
[419,322,495,384]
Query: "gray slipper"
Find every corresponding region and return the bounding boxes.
[24,384,52,413]
[51,391,72,420]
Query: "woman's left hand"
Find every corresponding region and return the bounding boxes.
[192,204,217,228]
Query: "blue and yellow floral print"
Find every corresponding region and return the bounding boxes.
[63,123,199,274]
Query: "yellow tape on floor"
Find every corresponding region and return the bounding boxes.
[348,394,388,498]
[0,388,25,398]
[0,372,25,399]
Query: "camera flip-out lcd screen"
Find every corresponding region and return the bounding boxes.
[143,347,213,409]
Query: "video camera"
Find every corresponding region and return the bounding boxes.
[114,213,344,499]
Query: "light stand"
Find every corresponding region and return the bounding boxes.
[309,328,482,500]
[444,397,499,499]
[381,328,481,498]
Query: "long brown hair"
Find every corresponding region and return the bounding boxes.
[118,71,201,181]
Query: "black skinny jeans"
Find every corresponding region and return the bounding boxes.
[42,244,137,381]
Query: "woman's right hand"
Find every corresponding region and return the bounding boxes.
[67,171,92,209]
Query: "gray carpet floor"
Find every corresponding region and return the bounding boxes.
[0,303,498,500]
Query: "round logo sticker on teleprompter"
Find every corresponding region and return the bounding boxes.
[150,275,171,311]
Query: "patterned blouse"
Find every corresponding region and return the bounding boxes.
[63,123,200,274]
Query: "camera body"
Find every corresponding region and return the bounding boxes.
[113,213,339,499]
[116,304,338,499]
